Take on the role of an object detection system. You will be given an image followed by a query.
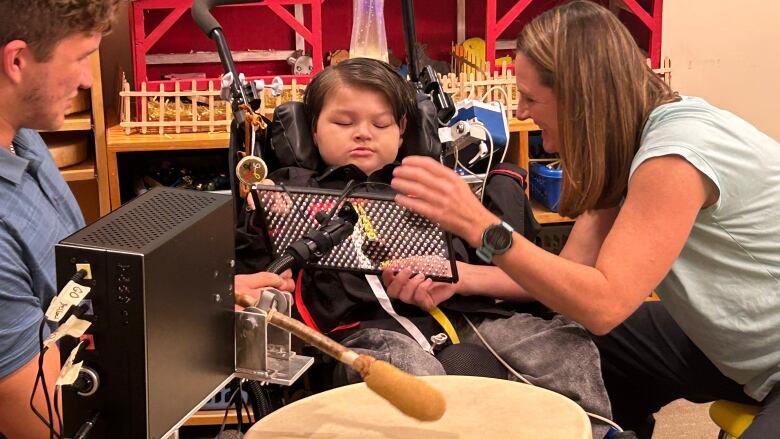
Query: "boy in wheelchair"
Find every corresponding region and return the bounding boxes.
[237,58,615,438]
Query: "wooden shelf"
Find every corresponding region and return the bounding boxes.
[106,123,232,209]
[107,123,230,152]
[183,409,253,427]
[60,158,95,182]
[57,111,93,132]
[531,199,573,224]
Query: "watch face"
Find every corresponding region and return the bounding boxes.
[485,224,512,250]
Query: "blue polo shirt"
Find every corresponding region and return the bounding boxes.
[0,128,84,378]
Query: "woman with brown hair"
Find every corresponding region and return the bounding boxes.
[384,1,780,438]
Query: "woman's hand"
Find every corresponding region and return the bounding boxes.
[391,156,497,247]
[381,265,461,311]
[234,270,294,310]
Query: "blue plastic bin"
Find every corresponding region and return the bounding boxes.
[202,385,249,410]
[529,162,562,213]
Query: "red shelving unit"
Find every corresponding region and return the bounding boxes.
[129,0,324,91]
[484,0,663,68]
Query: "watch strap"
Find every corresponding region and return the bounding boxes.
[476,221,514,263]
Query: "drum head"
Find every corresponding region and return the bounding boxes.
[246,375,591,438]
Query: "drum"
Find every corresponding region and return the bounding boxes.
[246,375,591,438]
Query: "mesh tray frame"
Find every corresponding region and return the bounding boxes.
[256,186,458,283]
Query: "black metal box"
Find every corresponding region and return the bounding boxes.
[56,187,235,438]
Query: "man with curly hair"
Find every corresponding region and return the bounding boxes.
[0,1,119,437]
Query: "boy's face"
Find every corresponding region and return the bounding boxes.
[313,84,405,175]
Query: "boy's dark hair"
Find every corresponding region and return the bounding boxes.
[0,0,120,61]
[303,57,419,138]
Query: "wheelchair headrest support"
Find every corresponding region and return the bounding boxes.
[265,96,442,170]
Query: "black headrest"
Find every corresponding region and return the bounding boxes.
[264,95,442,171]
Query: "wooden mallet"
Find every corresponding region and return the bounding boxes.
[237,294,446,422]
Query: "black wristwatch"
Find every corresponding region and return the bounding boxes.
[476,221,514,263]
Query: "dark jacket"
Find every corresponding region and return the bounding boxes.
[235,161,539,338]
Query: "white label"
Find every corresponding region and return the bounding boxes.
[46,281,92,322]
[45,296,72,322]
[59,280,91,306]
[56,340,85,386]
[43,315,92,348]
[56,360,83,386]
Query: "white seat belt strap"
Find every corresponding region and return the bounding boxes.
[365,274,434,354]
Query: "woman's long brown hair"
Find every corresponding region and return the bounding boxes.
[517,1,678,218]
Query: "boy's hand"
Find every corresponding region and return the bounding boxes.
[381,266,459,311]
[245,178,275,211]
[234,270,294,310]
[247,179,293,214]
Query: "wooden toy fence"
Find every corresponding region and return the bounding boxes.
[439,57,672,120]
[440,61,518,120]
[118,75,307,135]
[119,57,670,135]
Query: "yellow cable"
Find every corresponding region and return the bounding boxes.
[429,306,460,344]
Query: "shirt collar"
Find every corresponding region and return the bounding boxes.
[0,144,30,185]
[314,162,399,184]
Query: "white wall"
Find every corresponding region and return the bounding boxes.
[662,0,780,141]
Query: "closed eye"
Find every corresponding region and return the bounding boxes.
[373,118,394,128]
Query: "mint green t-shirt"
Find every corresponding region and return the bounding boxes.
[629,96,780,400]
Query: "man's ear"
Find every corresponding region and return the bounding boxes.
[2,41,30,85]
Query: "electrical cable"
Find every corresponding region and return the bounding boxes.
[317,180,392,229]
[273,182,311,225]
[476,123,496,202]
[452,122,495,202]
[236,380,244,432]
[54,385,63,436]
[464,83,476,102]
[462,313,624,433]
[40,322,54,439]
[31,318,58,439]
[481,86,511,108]
[30,268,89,438]
[72,412,98,439]
[317,179,357,226]
[450,133,484,198]
[243,385,253,423]
[215,384,242,439]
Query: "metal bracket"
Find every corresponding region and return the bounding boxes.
[438,120,487,156]
[234,289,313,386]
